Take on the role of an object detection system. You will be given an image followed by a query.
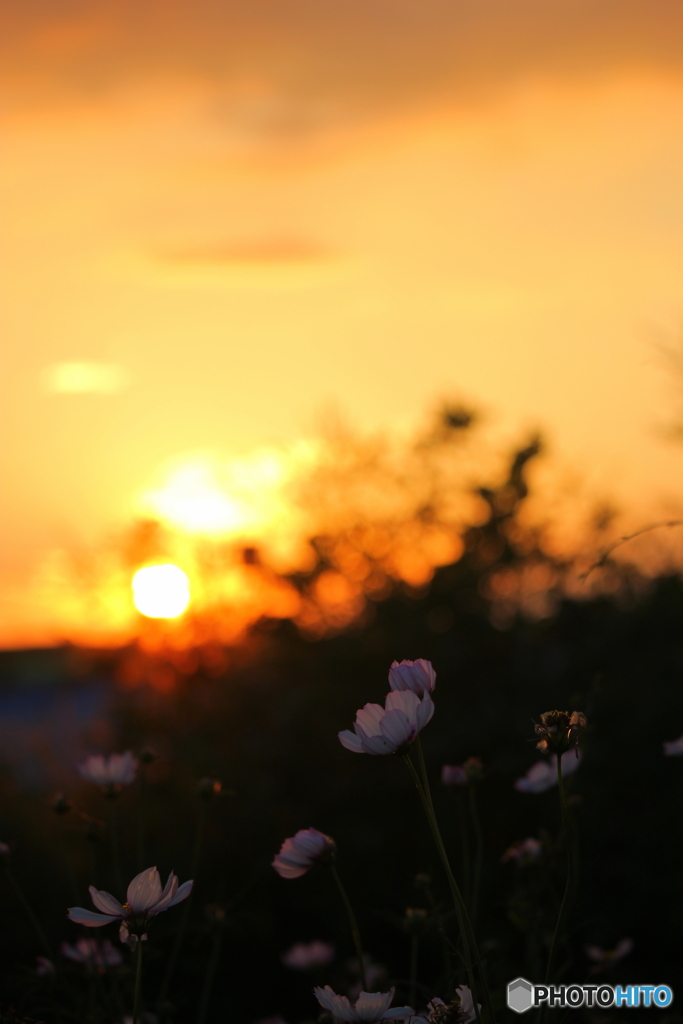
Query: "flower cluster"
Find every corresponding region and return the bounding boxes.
[339,660,436,757]
[423,987,479,1024]
[61,937,123,968]
[534,711,586,756]
[501,837,542,864]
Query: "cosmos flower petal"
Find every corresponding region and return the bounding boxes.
[378,709,413,751]
[355,704,386,738]
[68,907,119,927]
[360,732,395,755]
[339,730,365,752]
[415,692,435,732]
[151,872,178,913]
[127,867,163,913]
[355,990,394,1020]
[315,986,357,1020]
[165,879,193,908]
[89,886,125,917]
[385,689,420,721]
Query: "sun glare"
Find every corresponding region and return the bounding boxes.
[132,564,191,619]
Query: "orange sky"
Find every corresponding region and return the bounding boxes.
[1,1,682,647]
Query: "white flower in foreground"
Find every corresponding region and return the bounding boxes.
[514,751,582,794]
[281,939,335,970]
[389,659,436,698]
[67,866,192,940]
[663,735,683,756]
[314,985,414,1022]
[339,690,434,756]
[61,937,123,968]
[272,828,336,879]
[585,938,633,969]
[79,751,138,789]
[501,837,542,864]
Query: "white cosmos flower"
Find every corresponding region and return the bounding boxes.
[339,690,434,755]
[78,751,138,788]
[314,985,414,1022]
[272,828,336,879]
[663,735,683,756]
[514,751,582,794]
[501,837,542,864]
[388,659,436,698]
[67,867,192,938]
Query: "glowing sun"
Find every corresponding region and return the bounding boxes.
[132,564,191,619]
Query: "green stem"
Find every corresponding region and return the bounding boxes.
[543,757,576,992]
[468,784,483,929]
[133,938,144,1024]
[58,818,81,905]
[408,740,494,1024]
[409,933,419,1009]
[330,863,366,991]
[196,927,223,1024]
[3,864,54,962]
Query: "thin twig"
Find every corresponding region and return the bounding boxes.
[579,521,683,581]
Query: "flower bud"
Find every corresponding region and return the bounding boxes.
[139,747,159,765]
[403,907,429,934]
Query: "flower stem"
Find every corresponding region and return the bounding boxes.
[329,863,366,991]
[109,797,125,896]
[3,863,54,962]
[407,741,495,1024]
[133,938,144,1024]
[195,926,223,1024]
[409,933,419,1009]
[468,784,483,929]
[137,767,147,871]
[157,799,205,1008]
[543,756,576,994]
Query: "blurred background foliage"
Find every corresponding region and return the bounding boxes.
[0,410,682,1022]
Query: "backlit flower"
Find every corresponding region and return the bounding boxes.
[67,866,192,939]
[281,939,335,970]
[663,735,683,756]
[272,828,336,879]
[501,837,542,864]
[388,659,436,698]
[534,711,586,756]
[514,751,582,794]
[78,751,138,791]
[61,937,123,968]
[314,985,414,1022]
[339,690,434,756]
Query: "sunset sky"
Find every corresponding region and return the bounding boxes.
[1,0,682,647]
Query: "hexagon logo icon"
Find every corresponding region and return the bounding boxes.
[507,978,534,1013]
